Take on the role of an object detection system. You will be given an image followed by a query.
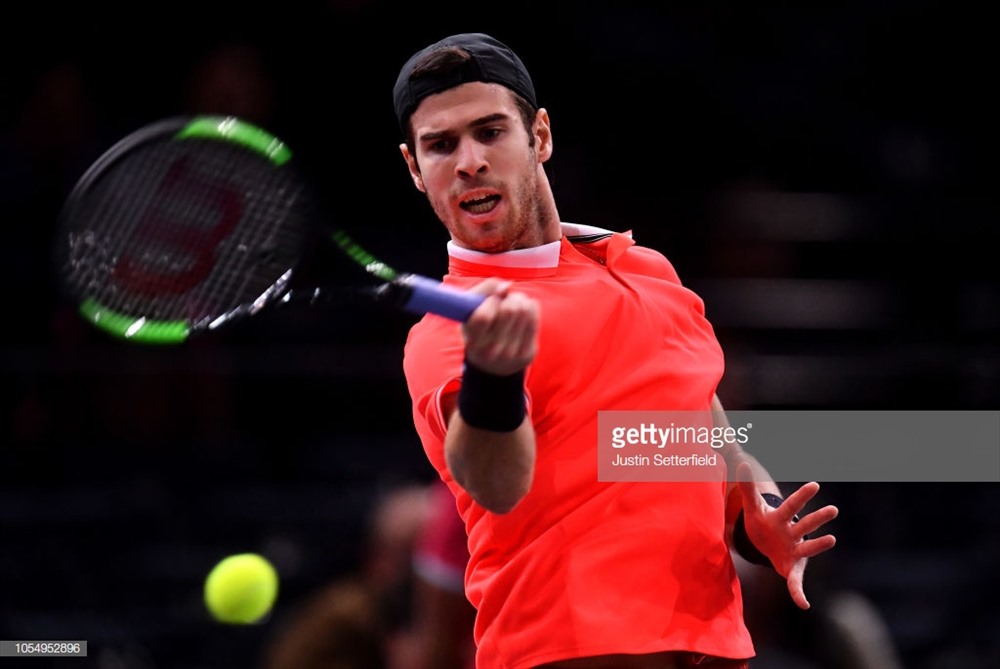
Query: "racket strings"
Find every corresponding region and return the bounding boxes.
[188,143,307,326]
[63,139,310,326]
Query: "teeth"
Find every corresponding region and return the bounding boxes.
[467,200,494,213]
[462,195,499,213]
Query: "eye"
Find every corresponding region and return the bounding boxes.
[428,138,454,153]
[478,127,503,142]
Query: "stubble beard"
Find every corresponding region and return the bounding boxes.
[438,163,544,254]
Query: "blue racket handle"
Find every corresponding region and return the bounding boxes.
[386,274,486,322]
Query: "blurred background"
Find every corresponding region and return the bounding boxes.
[1,1,996,668]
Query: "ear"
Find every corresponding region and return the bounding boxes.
[533,108,553,164]
[399,143,426,193]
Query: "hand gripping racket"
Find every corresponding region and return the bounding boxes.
[54,115,485,344]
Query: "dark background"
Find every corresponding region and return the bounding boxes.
[2,2,997,668]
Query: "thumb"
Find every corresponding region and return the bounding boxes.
[787,560,810,610]
[467,278,512,297]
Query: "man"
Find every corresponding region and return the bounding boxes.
[394,33,839,669]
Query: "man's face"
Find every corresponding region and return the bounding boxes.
[401,82,550,253]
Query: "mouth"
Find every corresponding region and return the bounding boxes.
[459,193,502,214]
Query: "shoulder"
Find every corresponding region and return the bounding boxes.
[624,243,682,284]
[402,316,465,393]
[564,225,683,285]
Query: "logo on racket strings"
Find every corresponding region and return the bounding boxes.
[113,156,243,296]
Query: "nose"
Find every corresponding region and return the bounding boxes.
[454,137,488,177]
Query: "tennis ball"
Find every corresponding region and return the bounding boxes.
[203,553,279,624]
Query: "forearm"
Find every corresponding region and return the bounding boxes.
[725,448,783,499]
[711,394,824,572]
[445,411,535,514]
[711,394,782,518]
[439,279,539,513]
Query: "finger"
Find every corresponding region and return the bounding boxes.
[464,291,510,351]
[786,560,810,610]
[467,278,512,297]
[464,292,502,333]
[463,290,508,353]
[797,533,837,559]
[505,297,539,356]
[778,481,822,523]
[489,295,532,355]
[471,294,532,363]
[498,313,537,363]
[794,504,839,537]
[464,329,497,361]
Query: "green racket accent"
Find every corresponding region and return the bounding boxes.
[329,230,399,281]
[79,299,191,345]
[175,116,292,165]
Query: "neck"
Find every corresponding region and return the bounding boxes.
[534,167,562,245]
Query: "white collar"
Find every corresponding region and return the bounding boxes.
[446,222,621,269]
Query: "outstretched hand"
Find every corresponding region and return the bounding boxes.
[735,462,839,609]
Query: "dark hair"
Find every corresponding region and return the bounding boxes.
[402,46,538,157]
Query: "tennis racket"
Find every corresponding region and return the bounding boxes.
[54,115,484,344]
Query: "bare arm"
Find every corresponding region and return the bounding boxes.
[444,399,535,514]
[713,393,839,609]
[443,279,539,514]
[712,393,782,502]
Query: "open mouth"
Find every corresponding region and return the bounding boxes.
[459,194,501,214]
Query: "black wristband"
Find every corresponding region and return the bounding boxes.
[733,493,799,567]
[457,359,526,432]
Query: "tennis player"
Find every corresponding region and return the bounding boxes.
[394,33,839,669]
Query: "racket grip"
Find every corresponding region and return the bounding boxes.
[379,274,485,322]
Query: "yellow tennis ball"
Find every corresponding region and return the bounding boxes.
[203,553,279,624]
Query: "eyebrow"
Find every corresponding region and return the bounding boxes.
[418,113,511,143]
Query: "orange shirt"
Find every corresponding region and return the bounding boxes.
[403,226,754,669]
